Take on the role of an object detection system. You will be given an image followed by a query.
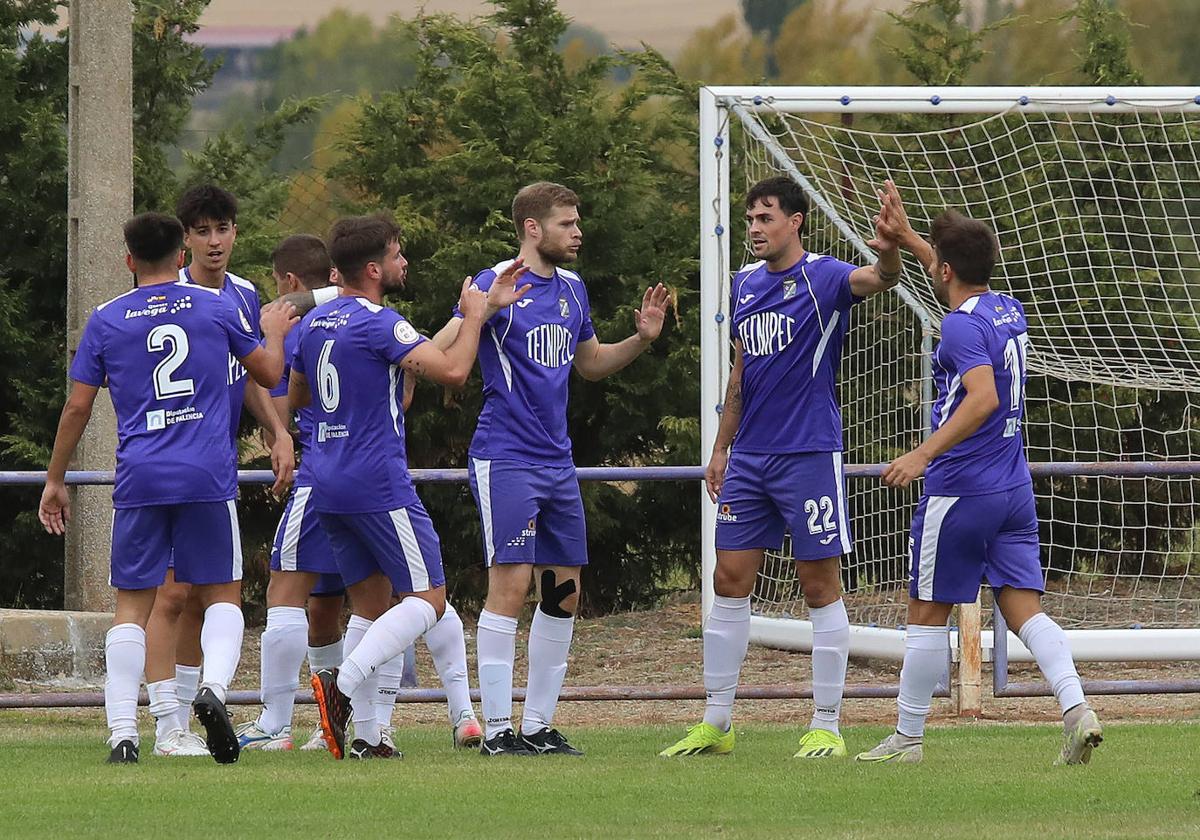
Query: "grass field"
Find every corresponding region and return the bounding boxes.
[2,714,1197,839]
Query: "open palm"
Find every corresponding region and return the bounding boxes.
[635,283,670,342]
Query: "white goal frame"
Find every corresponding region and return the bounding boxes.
[698,86,1200,693]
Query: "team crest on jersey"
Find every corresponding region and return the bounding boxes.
[393,320,420,345]
[559,297,569,318]
[238,308,252,332]
[782,277,797,300]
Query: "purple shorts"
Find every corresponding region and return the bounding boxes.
[270,485,339,575]
[468,458,587,567]
[310,574,346,598]
[908,483,1043,604]
[715,450,852,560]
[318,502,445,594]
[111,500,242,590]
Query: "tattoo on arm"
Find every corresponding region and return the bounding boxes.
[727,380,742,415]
[280,290,317,316]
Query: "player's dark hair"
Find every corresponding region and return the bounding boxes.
[328,214,401,285]
[745,175,808,236]
[175,184,238,231]
[124,212,185,265]
[930,210,998,287]
[271,234,331,290]
[512,182,579,240]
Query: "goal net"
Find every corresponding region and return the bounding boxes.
[699,87,1200,661]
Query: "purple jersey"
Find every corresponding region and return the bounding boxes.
[730,253,859,454]
[69,283,261,508]
[179,268,262,441]
[271,325,314,486]
[925,291,1031,496]
[456,261,595,467]
[291,295,427,514]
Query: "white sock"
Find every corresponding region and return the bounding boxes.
[343,614,371,659]
[896,624,949,739]
[477,609,518,738]
[104,624,145,747]
[808,599,850,735]
[425,602,475,724]
[337,599,438,698]
[702,594,751,732]
[1018,612,1086,714]
[174,664,202,732]
[521,607,574,733]
[339,615,380,745]
[146,678,180,742]
[373,651,406,730]
[258,606,308,734]
[307,637,344,673]
[199,602,244,704]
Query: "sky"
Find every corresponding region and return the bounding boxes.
[197,0,752,55]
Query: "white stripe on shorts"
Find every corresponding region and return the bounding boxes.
[917,495,959,600]
[279,486,311,571]
[226,499,244,582]
[389,508,431,591]
[832,452,852,555]
[472,458,497,567]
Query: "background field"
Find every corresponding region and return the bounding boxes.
[2,715,1197,840]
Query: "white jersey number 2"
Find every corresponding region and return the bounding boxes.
[147,324,195,400]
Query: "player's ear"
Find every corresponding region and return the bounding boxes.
[126,253,136,275]
[175,249,186,270]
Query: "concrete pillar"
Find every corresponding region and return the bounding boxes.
[64,1,133,611]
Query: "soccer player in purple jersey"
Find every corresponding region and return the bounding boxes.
[236,235,483,753]
[297,215,529,759]
[857,190,1101,765]
[141,185,295,757]
[429,182,671,757]
[661,175,901,759]
[37,213,296,764]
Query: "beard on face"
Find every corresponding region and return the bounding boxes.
[536,239,576,266]
[381,265,406,291]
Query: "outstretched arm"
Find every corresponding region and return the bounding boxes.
[279,285,339,317]
[409,260,531,381]
[240,300,298,389]
[38,381,100,535]
[848,180,904,298]
[573,284,670,381]
[873,178,935,272]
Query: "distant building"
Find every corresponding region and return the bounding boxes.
[185,25,297,83]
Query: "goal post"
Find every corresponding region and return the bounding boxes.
[698,86,1200,688]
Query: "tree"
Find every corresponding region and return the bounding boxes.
[742,0,809,42]
[330,0,701,613]
[674,14,769,84]
[0,1,220,607]
[772,0,884,85]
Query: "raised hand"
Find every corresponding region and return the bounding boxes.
[635,283,671,343]
[260,299,299,339]
[457,275,490,322]
[486,257,533,314]
[38,481,70,535]
[868,179,913,252]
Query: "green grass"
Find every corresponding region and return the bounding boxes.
[2,714,1198,839]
